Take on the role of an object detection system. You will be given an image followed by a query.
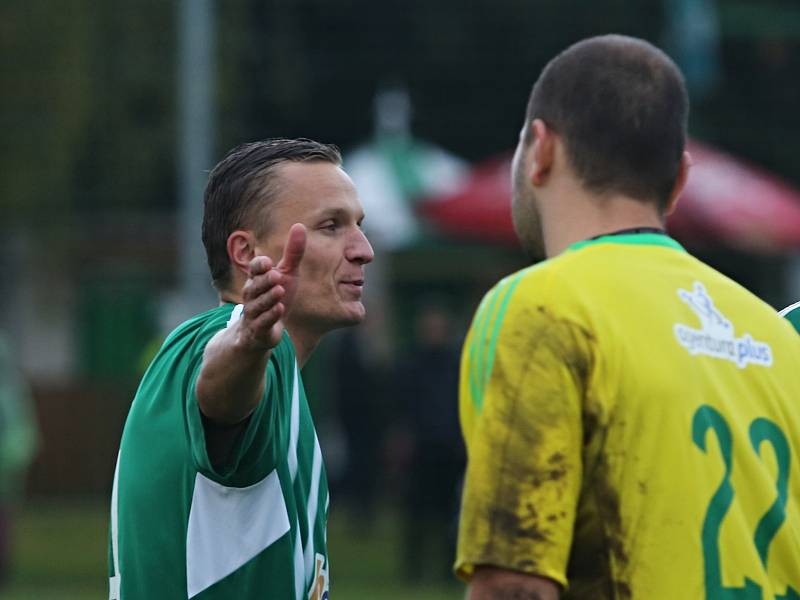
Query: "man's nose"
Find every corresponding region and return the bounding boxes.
[346,228,374,265]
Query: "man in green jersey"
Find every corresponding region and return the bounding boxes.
[780,301,800,333]
[109,138,373,599]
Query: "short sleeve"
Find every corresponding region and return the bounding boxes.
[183,309,292,487]
[456,284,593,587]
[185,358,277,485]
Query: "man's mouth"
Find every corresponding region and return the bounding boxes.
[340,279,364,294]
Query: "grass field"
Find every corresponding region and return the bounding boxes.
[1,499,463,600]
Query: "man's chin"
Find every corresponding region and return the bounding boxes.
[326,302,367,329]
[342,302,367,325]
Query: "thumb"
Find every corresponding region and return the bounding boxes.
[277,223,307,275]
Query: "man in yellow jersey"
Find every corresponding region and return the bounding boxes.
[456,35,800,599]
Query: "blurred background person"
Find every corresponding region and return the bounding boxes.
[0,333,39,588]
[393,299,464,582]
[330,325,386,532]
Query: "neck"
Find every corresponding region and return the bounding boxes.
[541,178,665,258]
[219,276,246,306]
[284,322,320,368]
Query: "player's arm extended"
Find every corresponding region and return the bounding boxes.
[467,566,559,599]
[196,224,306,425]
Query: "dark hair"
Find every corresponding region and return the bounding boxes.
[525,35,689,209]
[201,138,342,290]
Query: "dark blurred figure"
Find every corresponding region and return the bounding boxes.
[395,301,465,582]
[0,333,38,588]
[331,326,384,530]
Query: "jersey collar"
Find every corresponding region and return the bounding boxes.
[567,231,687,253]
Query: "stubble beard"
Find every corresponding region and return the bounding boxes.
[512,167,547,262]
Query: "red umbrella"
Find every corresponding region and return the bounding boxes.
[419,140,800,253]
[419,155,515,245]
[671,140,800,253]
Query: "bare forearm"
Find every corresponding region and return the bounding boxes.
[195,324,272,424]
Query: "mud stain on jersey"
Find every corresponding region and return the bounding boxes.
[529,451,568,488]
[472,306,604,579]
[488,506,548,543]
[493,307,633,597]
[565,433,633,600]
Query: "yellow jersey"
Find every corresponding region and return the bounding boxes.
[456,232,800,599]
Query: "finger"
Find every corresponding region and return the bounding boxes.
[247,303,285,338]
[277,223,306,275]
[248,255,273,278]
[243,285,285,320]
[242,269,284,302]
[238,301,285,350]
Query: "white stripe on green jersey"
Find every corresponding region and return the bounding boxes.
[108,303,329,599]
[780,300,800,334]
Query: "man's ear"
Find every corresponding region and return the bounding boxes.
[529,119,555,186]
[664,150,692,216]
[226,230,257,278]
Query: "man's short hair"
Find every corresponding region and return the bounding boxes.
[202,138,342,291]
[525,35,689,209]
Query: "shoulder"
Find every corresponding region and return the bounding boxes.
[467,259,595,365]
[156,305,237,362]
[473,254,590,331]
[704,271,797,332]
[780,300,800,334]
[170,304,236,338]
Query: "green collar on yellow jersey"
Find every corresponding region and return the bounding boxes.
[567,232,687,253]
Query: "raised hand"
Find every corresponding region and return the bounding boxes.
[238,224,307,352]
[196,224,308,424]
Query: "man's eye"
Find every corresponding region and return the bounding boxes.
[321,221,337,232]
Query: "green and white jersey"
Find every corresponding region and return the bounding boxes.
[780,300,800,333]
[109,303,330,600]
